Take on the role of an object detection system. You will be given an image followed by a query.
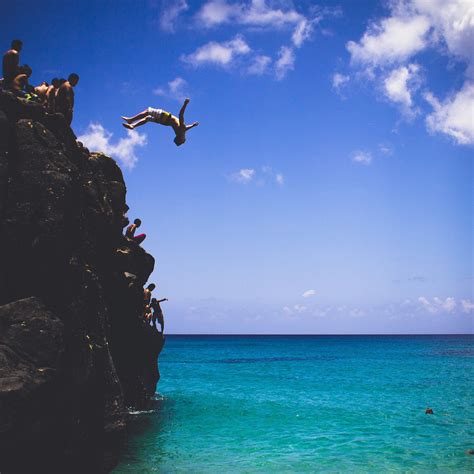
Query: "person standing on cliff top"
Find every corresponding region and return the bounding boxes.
[150,297,167,334]
[125,218,146,244]
[121,98,199,146]
[2,39,22,85]
[45,78,60,112]
[56,73,79,125]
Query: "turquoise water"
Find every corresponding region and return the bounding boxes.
[115,336,474,473]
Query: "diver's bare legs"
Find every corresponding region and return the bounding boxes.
[121,110,149,123]
[122,115,152,130]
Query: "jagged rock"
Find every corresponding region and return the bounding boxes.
[0,90,164,472]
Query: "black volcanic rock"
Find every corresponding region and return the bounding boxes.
[0,90,164,472]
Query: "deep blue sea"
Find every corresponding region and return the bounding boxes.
[114,335,474,473]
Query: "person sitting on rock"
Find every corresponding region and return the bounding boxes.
[34,81,49,103]
[45,78,60,112]
[56,73,79,125]
[121,98,199,146]
[125,218,146,244]
[150,297,167,334]
[2,39,22,87]
[144,283,155,307]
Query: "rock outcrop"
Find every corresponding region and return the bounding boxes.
[0,90,164,472]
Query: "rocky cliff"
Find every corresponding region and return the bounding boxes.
[0,90,164,472]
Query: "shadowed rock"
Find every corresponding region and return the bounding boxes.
[0,90,164,472]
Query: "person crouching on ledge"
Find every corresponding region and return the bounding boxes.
[125,218,146,244]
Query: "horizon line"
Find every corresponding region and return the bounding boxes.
[164,333,474,336]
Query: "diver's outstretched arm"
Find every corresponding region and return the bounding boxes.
[186,121,199,131]
[179,98,190,126]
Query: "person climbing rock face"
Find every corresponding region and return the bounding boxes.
[125,218,146,244]
[143,283,156,306]
[2,39,22,85]
[150,297,167,334]
[56,73,79,125]
[34,81,49,102]
[121,98,199,146]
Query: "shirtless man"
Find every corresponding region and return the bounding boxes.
[121,98,199,146]
[2,40,22,86]
[34,81,49,103]
[143,283,156,307]
[56,73,79,125]
[45,78,60,112]
[150,297,168,333]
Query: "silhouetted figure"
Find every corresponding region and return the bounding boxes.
[56,73,79,124]
[425,408,434,415]
[121,98,199,146]
[143,283,155,307]
[46,78,60,111]
[150,297,167,333]
[2,39,22,85]
[125,218,146,244]
[144,304,153,323]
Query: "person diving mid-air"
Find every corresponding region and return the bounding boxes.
[121,98,199,146]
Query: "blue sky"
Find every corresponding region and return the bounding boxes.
[4,0,473,333]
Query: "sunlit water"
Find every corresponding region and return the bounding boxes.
[114,335,474,473]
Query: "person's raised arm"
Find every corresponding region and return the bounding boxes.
[179,98,190,127]
[158,298,168,303]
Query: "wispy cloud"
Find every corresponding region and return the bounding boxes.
[247,54,271,75]
[351,150,372,165]
[182,35,251,68]
[153,76,189,101]
[332,73,350,93]
[159,0,188,32]
[418,296,456,314]
[78,123,147,170]
[275,46,295,80]
[229,165,284,186]
[230,168,255,183]
[461,299,474,313]
[302,289,316,298]
[383,63,421,117]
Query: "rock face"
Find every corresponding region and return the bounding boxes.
[0,90,164,472]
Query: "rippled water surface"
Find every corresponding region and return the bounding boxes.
[114,335,474,473]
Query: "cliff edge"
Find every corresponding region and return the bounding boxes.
[0,90,164,472]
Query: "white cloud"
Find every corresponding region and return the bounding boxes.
[197,0,318,47]
[275,173,284,185]
[461,299,474,313]
[424,82,474,145]
[153,76,189,101]
[159,0,188,32]
[275,46,295,80]
[345,0,474,145]
[302,289,316,298]
[247,54,271,75]
[351,150,372,165]
[78,123,147,170]
[418,296,457,313]
[294,304,307,313]
[384,63,421,115]
[182,35,251,67]
[347,14,430,66]
[231,168,255,183]
[332,73,350,91]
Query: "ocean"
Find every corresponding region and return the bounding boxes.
[114,335,474,473]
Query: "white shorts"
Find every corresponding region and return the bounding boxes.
[147,107,164,121]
